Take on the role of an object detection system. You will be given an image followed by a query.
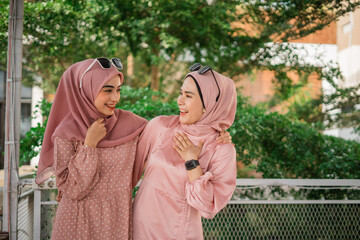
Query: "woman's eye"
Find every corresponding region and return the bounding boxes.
[117,89,121,92]
[179,90,182,95]
[186,95,192,98]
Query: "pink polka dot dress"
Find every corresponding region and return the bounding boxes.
[51,136,138,240]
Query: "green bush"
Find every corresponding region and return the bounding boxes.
[118,86,178,120]
[231,95,360,179]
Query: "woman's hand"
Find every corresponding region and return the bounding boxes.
[84,118,106,148]
[173,132,204,161]
[216,130,233,145]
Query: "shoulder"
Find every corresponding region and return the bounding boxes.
[148,115,179,129]
[213,143,236,161]
[117,109,148,124]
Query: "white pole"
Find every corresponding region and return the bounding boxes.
[3,0,23,239]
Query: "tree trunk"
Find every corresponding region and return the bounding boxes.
[151,64,159,91]
[127,54,134,77]
[126,54,134,86]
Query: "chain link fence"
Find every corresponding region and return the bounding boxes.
[202,203,360,239]
[32,179,360,240]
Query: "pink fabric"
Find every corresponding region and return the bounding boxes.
[132,70,237,239]
[36,59,147,184]
[51,136,138,240]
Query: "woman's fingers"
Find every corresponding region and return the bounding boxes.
[216,130,232,143]
[173,145,181,154]
[179,132,192,146]
[173,134,186,149]
[174,132,189,148]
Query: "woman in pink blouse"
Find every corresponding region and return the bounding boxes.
[132,63,237,240]
[35,58,148,240]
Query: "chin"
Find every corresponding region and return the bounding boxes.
[179,117,186,125]
[179,118,193,125]
[101,110,114,116]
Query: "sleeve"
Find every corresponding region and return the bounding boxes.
[185,144,237,219]
[132,117,159,188]
[54,137,100,201]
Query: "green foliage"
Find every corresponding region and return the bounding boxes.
[20,99,51,166]
[119,86,178,120]
[2,0,360,91]
[231,94,360,179]
[0,2,8,70]
[2,0,360,130]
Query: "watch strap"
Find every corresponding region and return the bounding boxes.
[185,159,200,170]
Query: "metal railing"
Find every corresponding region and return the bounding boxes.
[27,178,360,240]
[203,179,360,240]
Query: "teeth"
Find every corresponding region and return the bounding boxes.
[180,110,188,113]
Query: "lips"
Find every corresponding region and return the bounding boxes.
[106,104,116,111]
[179,108,188,116]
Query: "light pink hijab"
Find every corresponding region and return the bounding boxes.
[171,69,237,158]
[181,70,237,136]
[35,59,147,184]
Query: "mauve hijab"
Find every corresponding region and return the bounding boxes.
[35,59,147,184]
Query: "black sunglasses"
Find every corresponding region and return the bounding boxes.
[80,57,123,89]
[188,63,221,108]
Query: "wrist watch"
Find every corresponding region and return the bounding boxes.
[185,159,200,170]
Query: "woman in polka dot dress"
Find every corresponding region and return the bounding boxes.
[35,58,147,240]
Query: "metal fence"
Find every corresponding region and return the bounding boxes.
[8,177,35,240]
[30,179,360,240]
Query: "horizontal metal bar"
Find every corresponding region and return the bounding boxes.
[236,179,360,186]
[228,200,360,204]
[19,189,34,198]
[19,178,34,185]
[40,201,59,205]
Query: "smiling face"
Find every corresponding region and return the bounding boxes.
[94,75,121,116]
[177,77,204,125]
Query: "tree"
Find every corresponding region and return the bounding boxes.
[1,0,360,92]
[1,0,360,151]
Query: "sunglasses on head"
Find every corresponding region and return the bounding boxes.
[188,63,221,109]
[79,57,123,89]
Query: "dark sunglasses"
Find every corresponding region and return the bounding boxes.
[188,63,221,108]
[79,57,123,89]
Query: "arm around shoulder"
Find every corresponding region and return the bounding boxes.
[132,117,164,188]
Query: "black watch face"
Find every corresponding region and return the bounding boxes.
[185,160,199,170]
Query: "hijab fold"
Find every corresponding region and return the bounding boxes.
[35,59,147,184]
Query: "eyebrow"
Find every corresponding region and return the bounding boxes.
[180,89,196,95]
[102,85,121,88]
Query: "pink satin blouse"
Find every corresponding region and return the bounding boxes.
[132,116,237,240]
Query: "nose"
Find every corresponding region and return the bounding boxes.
[177,94,184,106]
[111,91,120,102]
